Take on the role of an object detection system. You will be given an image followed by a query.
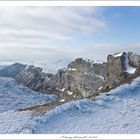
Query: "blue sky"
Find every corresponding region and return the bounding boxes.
[98,7,140,44]
[72,7,140,45]
[0,6,140,65]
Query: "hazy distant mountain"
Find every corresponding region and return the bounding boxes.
[0,65,6,70]
[29,59,71,73]
[0,63,26,78]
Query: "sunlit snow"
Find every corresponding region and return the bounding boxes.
[0,77,140,133]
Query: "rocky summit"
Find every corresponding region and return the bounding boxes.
[1,52,140,102]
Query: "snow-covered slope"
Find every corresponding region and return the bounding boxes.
[32,77,140,134]
[0,77,140,134]
[0,111,32,134]
[0,77,56,112]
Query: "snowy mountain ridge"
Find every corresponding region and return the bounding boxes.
[0,52,140,134]
[1,51,139,102]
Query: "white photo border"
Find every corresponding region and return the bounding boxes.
[0,1,140,139]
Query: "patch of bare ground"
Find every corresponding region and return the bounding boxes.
[17,101,66,116]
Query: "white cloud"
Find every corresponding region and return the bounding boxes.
[73,43,140,62]
[0,7,104,42]
[0,6,106,64]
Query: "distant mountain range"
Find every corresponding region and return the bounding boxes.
[29,59,71,73]
[0,59,71,74]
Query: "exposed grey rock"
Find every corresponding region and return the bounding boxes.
[2,51,140,102]
[51,58,107,98]
[107,52,128,84]
[0,59,107,100]
[0,63,26,78]
[128,52,140,68]
[20,58,107,100]
[15,65,56,95]
[16,65,44,91]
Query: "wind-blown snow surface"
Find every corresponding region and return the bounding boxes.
[0,77,56,112]
[0,77,56,134]
[32,80,140,134]
[1,77,140,133]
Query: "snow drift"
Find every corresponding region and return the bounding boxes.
[0,76,140,133]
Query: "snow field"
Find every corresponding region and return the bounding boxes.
[0,77,140,133]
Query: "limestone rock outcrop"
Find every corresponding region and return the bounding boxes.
[15,65,52,92]
[13,58,108,100]
[128,52,140,68]
[0,52,140,102]
[59,58,107,98]
[107,52,128,83]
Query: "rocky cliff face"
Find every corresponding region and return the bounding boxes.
[14,58,107,101]
[107,52,128,85]
[0,52,140,102]
[128,52,140,68]
[15,65,53,93]
[58,58,107,98]
[43,58,107,100]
